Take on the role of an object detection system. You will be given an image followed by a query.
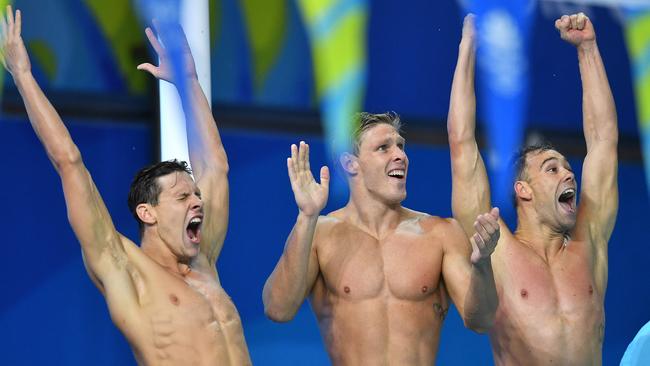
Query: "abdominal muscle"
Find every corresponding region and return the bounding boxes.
[311,281,446,366]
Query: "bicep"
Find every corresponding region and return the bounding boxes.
[440,225,473,317]
[577,144,618,242]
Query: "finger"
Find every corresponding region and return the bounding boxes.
[290,143,299,173]
[480,210,499,233]
[560,15,570,30]
[577,12,586,30]
[287,157,298,185]
[6,5,13,31]
[474,219,490,241]
[174,23,192,52]
[570,14,578,29]
[298,141,306,174]
[554,19,561,31]
[464,13,475,27]
[477,215,496,236]
[1,16,7,41]
[473,232,486,250]
[13,9,20,38]
[304,143,316,181]
[490,207,500,220]
[470,234,480,253]
[304,142,311,171]
[320,166,330,190]
[145,27,165,57]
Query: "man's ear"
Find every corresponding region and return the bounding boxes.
[514,181,532,202]
[339,152,359,176]
[136,203,157,225]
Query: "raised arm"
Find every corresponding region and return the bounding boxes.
[556,13,618,293]
[441,208,500,333]
[138,25,229,265]
[0,6,137,311]
[263,142,329,322]
[447,14,492,235]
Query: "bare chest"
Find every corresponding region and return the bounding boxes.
[317,227,444,302]
[495,243,603,326]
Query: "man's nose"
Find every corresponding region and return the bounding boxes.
[563,170,575,182]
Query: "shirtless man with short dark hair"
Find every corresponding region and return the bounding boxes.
[0,7,250,365]
[447,13,617,365]
[263,112,500,365]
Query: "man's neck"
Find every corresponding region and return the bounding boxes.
[345,191,404,239]
[514,209,569,262]
[141,234,191,277]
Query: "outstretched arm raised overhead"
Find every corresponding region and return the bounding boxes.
[556,13,618,294]
[0,5,139,319]
[447,14,493,237]
[138,24,229,266]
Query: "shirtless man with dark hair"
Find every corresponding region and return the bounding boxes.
[264,111,500,365]
[1,6,250,365]
[447,13,617,365]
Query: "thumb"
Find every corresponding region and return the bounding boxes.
[491,207,500,220]
[137,63,158,77]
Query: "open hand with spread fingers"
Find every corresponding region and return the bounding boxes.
[470,207,500,264]
[287,141,329,217]
[136,21,198,84]
[555,12,595,48]
[0,5,30,77]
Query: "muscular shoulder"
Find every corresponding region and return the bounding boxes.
[401,208,463,236]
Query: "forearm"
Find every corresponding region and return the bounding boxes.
[13,72,81,171]
[578,42,618,150]
[263,212,319,321]
[180,78,228,177]
[447,36,477,145]
[463,258,498,333]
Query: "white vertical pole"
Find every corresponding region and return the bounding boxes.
[159,0,211,164]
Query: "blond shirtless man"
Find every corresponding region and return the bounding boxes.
[0,7,250,365]
[447,13,617,365]
[263,112,500,365]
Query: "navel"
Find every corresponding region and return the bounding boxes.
[343,286,350,294]
[588,285,594,295]
[520,289,528,298]
[169,294,180,306]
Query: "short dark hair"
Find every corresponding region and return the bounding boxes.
[127,159,192,233]
[352,112,402,155]
[511,142,557,206]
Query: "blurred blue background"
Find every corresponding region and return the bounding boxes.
[0,0,648,365]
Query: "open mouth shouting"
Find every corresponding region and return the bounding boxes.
[558,187,576,215]
[387,169,406,180]
[186,216,203,244]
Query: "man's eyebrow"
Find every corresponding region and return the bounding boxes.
[540,157,558,169]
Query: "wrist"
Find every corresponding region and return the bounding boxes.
[297,210,320,221]
[577,39,598,54]
[12,69,34,85]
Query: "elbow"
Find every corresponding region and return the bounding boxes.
[262,285,298,322]
[51,145,83,171]
[263,301,296,323]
